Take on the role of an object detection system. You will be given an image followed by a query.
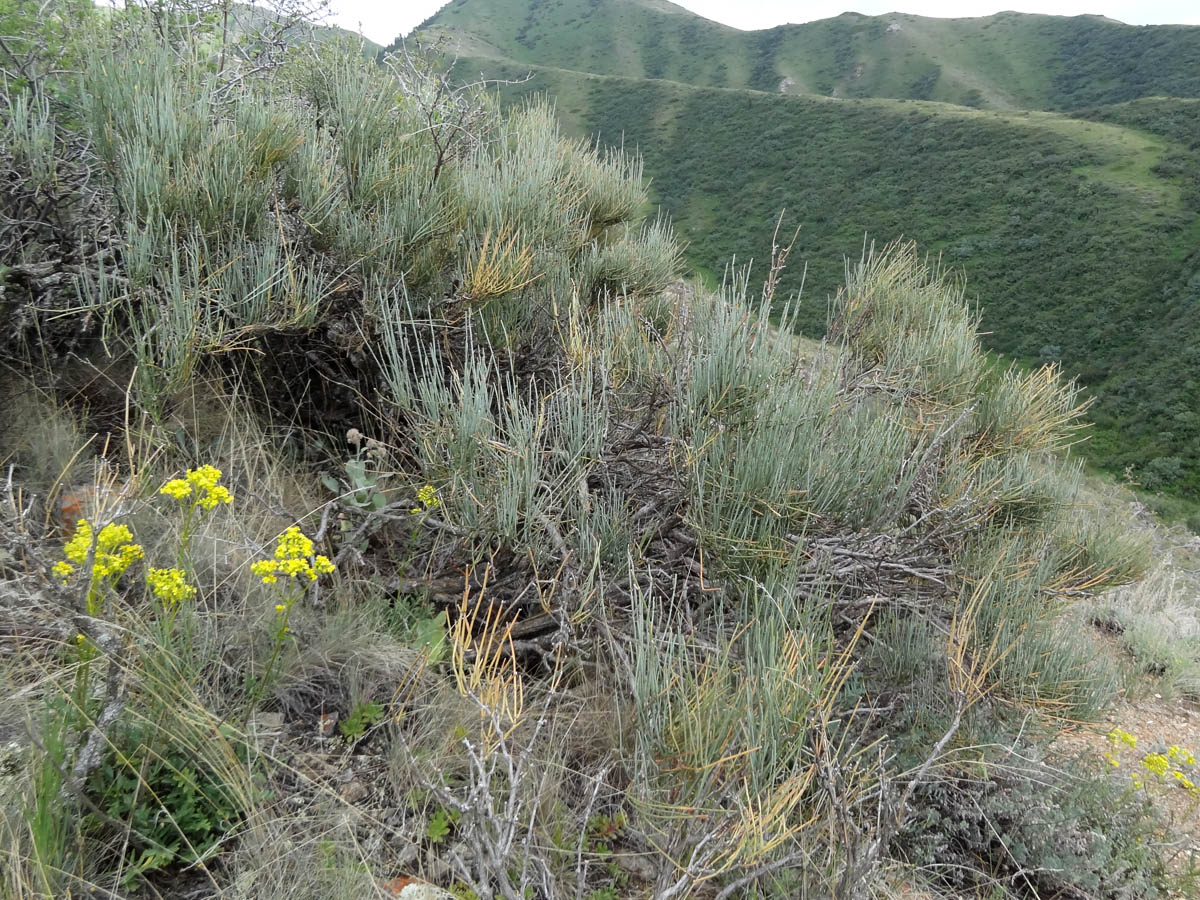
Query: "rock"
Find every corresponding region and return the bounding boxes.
[318,711,339,737]
[613,850,660,882]
[247,712,283,736]
[379,878,455,899]
[339,779,368,803]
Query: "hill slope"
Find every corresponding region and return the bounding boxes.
[418,0,1200,109]
[403,2,1200,506]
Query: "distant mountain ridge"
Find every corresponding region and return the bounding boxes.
[414,0,1200,110]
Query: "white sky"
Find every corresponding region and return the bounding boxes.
[325,1,1200,46]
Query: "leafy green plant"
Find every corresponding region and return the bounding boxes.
[425,806,460,844]
[87,723,246,888]
[23,699,73,896]
[323,429,389,510]
[339,700,384,743]
[584,810,627,855]
[410,609,449,662]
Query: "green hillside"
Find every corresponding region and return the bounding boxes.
[229,3,384,54]
[418,0,1200,109]
[401,3,1200,508]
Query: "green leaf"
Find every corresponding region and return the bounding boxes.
[411,610,448,662]
[426,807,452,844]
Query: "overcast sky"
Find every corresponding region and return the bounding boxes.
[324,0,1200,46]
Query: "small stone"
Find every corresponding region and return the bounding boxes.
[248,712,283,735]
[339,780,368,803]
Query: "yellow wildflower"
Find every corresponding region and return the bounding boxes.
[96,523,133,551]
[1167,745,1196,767]
[1142,753,1170,778]
[64,520,94,564]
[1107,728,1137,750]
[274,604,287,613]
[59,518,143,581]
[161,465,233,511]
[275,526,314,561]
[279,557,311,579]
[411,483,440,514]
[253,526,335,585]
[188,465,216,485]
[52,560,75,582]
[251,559,280,584]
[160,479,192,501]
[146,568,196,606]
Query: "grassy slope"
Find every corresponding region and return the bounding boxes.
[417,0,1200,109]
[454,55,1200,500]
[404,2,1200,502]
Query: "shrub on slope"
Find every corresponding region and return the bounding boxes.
[0,9,1173,899]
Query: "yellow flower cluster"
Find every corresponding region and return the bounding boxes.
[1106,728,1199,796]
[1142,753,1170,777]
[411,483,440,514]
[1168,744,1197,767]
[1108,727,1138,750]
[53,519,145,582]
[159,465,233,511]
[146,567,196,606]
[251,526,335,585]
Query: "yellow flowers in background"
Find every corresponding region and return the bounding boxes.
[51,465,228,624]
[53,520,144,584]
[250,526,335,584]
[1168,743,1197,767]
[1108,727,1138,750]
[159,464,232,573]
[147,567,197,607]
[411,483,440,514]
[1104,727,1198,797]
[249,525,336,710]
[159,464,233,510]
